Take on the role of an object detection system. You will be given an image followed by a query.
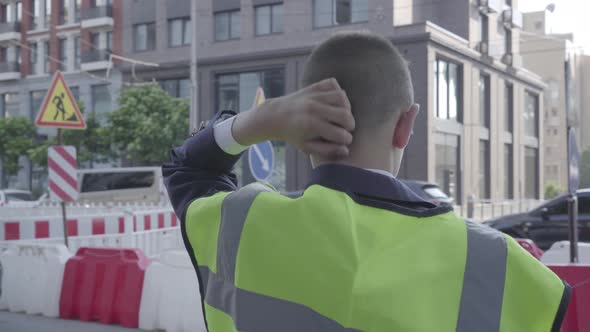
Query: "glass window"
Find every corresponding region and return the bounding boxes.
[91,85,110,122]
[90,32,99,49]
[480,13,488,43]
[16,1,22,22]
[134,22,156,51]
[32,0,40,28]
[434,134,460,204]
[525,147,539,199]
[525,91,539,137]
[505,83,513,133]
[434,58,461,121]
[504,144,514,199]
[44,40,50,73]
[479,74,490,128]
[74,36,80,69]
[81,171,155,192]
[30,90,46,119]
[74,0,81,22]
[159,78,190,99]
[29,42,37,75]
[255,4,283,35]
[479,140,490,199]
[214,11,241,41]
[314,0,368,28]
[4,93,21,118]
[179,78,190,99]
[216,68,286,191]
[168,17,191,47]
[58,38,67,71]
[505,27,512,54]
[59,0,68,25]
[69,86,79,101]
[45,0,52,28]
[106,31,112,51]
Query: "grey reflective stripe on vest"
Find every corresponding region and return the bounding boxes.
[216,183,272,283]
[206,183,359,331]
[200,266,361,332]
[456,220,508,332]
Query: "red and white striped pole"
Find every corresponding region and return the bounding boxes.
[49,131,78,247]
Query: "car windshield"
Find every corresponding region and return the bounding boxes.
[424,186,450,200]
[5,192,34,201]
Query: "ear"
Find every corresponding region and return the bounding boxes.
[392,104,420,149]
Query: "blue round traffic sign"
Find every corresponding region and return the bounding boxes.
[248,141,275,182]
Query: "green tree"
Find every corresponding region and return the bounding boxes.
[0,117,35,176]
[581,148,590,188]
[108,83,189,166]
[29,103,114,168]
[544,184,562,199]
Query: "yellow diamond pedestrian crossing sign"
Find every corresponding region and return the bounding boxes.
[35,71,86,129]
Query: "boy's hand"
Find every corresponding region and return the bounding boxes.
[232,78,355,159]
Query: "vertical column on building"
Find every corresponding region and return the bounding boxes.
[111,0,121,66]
[21,0,32,76]
[66,33,75,71]
[67,0,76,25]
[49,0,59,72]
[80,0,91,65]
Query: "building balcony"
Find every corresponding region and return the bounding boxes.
[0,22,21,43]
[80,5,113,29]
[502,8,523,29]
[81,49,112,71]
[477,0,502,14]
[0,61,21,80]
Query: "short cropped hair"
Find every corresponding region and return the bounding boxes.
[302,32,413,132]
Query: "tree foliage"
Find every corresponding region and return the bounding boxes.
[544,183,562,200]
[0,117,35,175]
[108,83,189,166]
[29,104,114,168]
[581,148,590,189]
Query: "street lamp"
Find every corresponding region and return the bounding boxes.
[545,3,556,13]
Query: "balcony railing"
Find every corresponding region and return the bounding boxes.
[81,49,111,63]
[0,61,20,73]
[81,5,113,20]
[0,21,20,34]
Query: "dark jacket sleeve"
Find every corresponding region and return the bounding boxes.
[162,111,243,222]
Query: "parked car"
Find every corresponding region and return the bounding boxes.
[0,189,35,206]
[401,180,454,206]
[77,167,166,203]
[484,189,590,250]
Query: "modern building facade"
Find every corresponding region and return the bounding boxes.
[121,0,543,204]
[0,0,123,191]
[521,10,590,191]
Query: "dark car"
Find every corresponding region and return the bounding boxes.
[485,189,590,250]
[401,180,454,206]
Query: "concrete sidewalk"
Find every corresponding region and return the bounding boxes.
[0,311,144,332]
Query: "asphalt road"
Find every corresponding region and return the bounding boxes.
[0,311,144,332]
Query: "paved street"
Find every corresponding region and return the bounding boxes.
[0,311,143,332]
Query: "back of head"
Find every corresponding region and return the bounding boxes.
[302,32,413,135]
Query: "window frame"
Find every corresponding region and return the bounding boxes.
[313,0,369,28]
[524,90,540,138]
[479,139,491,199]
[58,37,67,71]
[479,73,491,128]
[214,10,241,42]
[255,3,283,36]
[434,57,463,122]
[133,22,156,52]
[504,82,513,133]
[168,17,191,47]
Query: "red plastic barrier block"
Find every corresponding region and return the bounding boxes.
[548,265,590,332]
[515,238,544,260]
[59,248,151,328]
[92,218,105,235]
[144,215,151,231]
[67,219,78,236]
[35,220,49,238]
[5,222,19,240]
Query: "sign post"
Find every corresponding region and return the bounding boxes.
[35,72,85,247]
[567,128,580,263]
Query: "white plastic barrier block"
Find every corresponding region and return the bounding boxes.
[139,250,206,332]
[541,241,590,264]
[0,243,72,317]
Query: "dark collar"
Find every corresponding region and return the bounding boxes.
[307,164,437,209]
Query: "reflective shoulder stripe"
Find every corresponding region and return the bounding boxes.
[456,220,508,332]
[217,182,274,283]
[201,266,361,332]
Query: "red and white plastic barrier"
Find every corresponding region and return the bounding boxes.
[139,250,207,332]
[0,209,178,241]
[0,243,71,317]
